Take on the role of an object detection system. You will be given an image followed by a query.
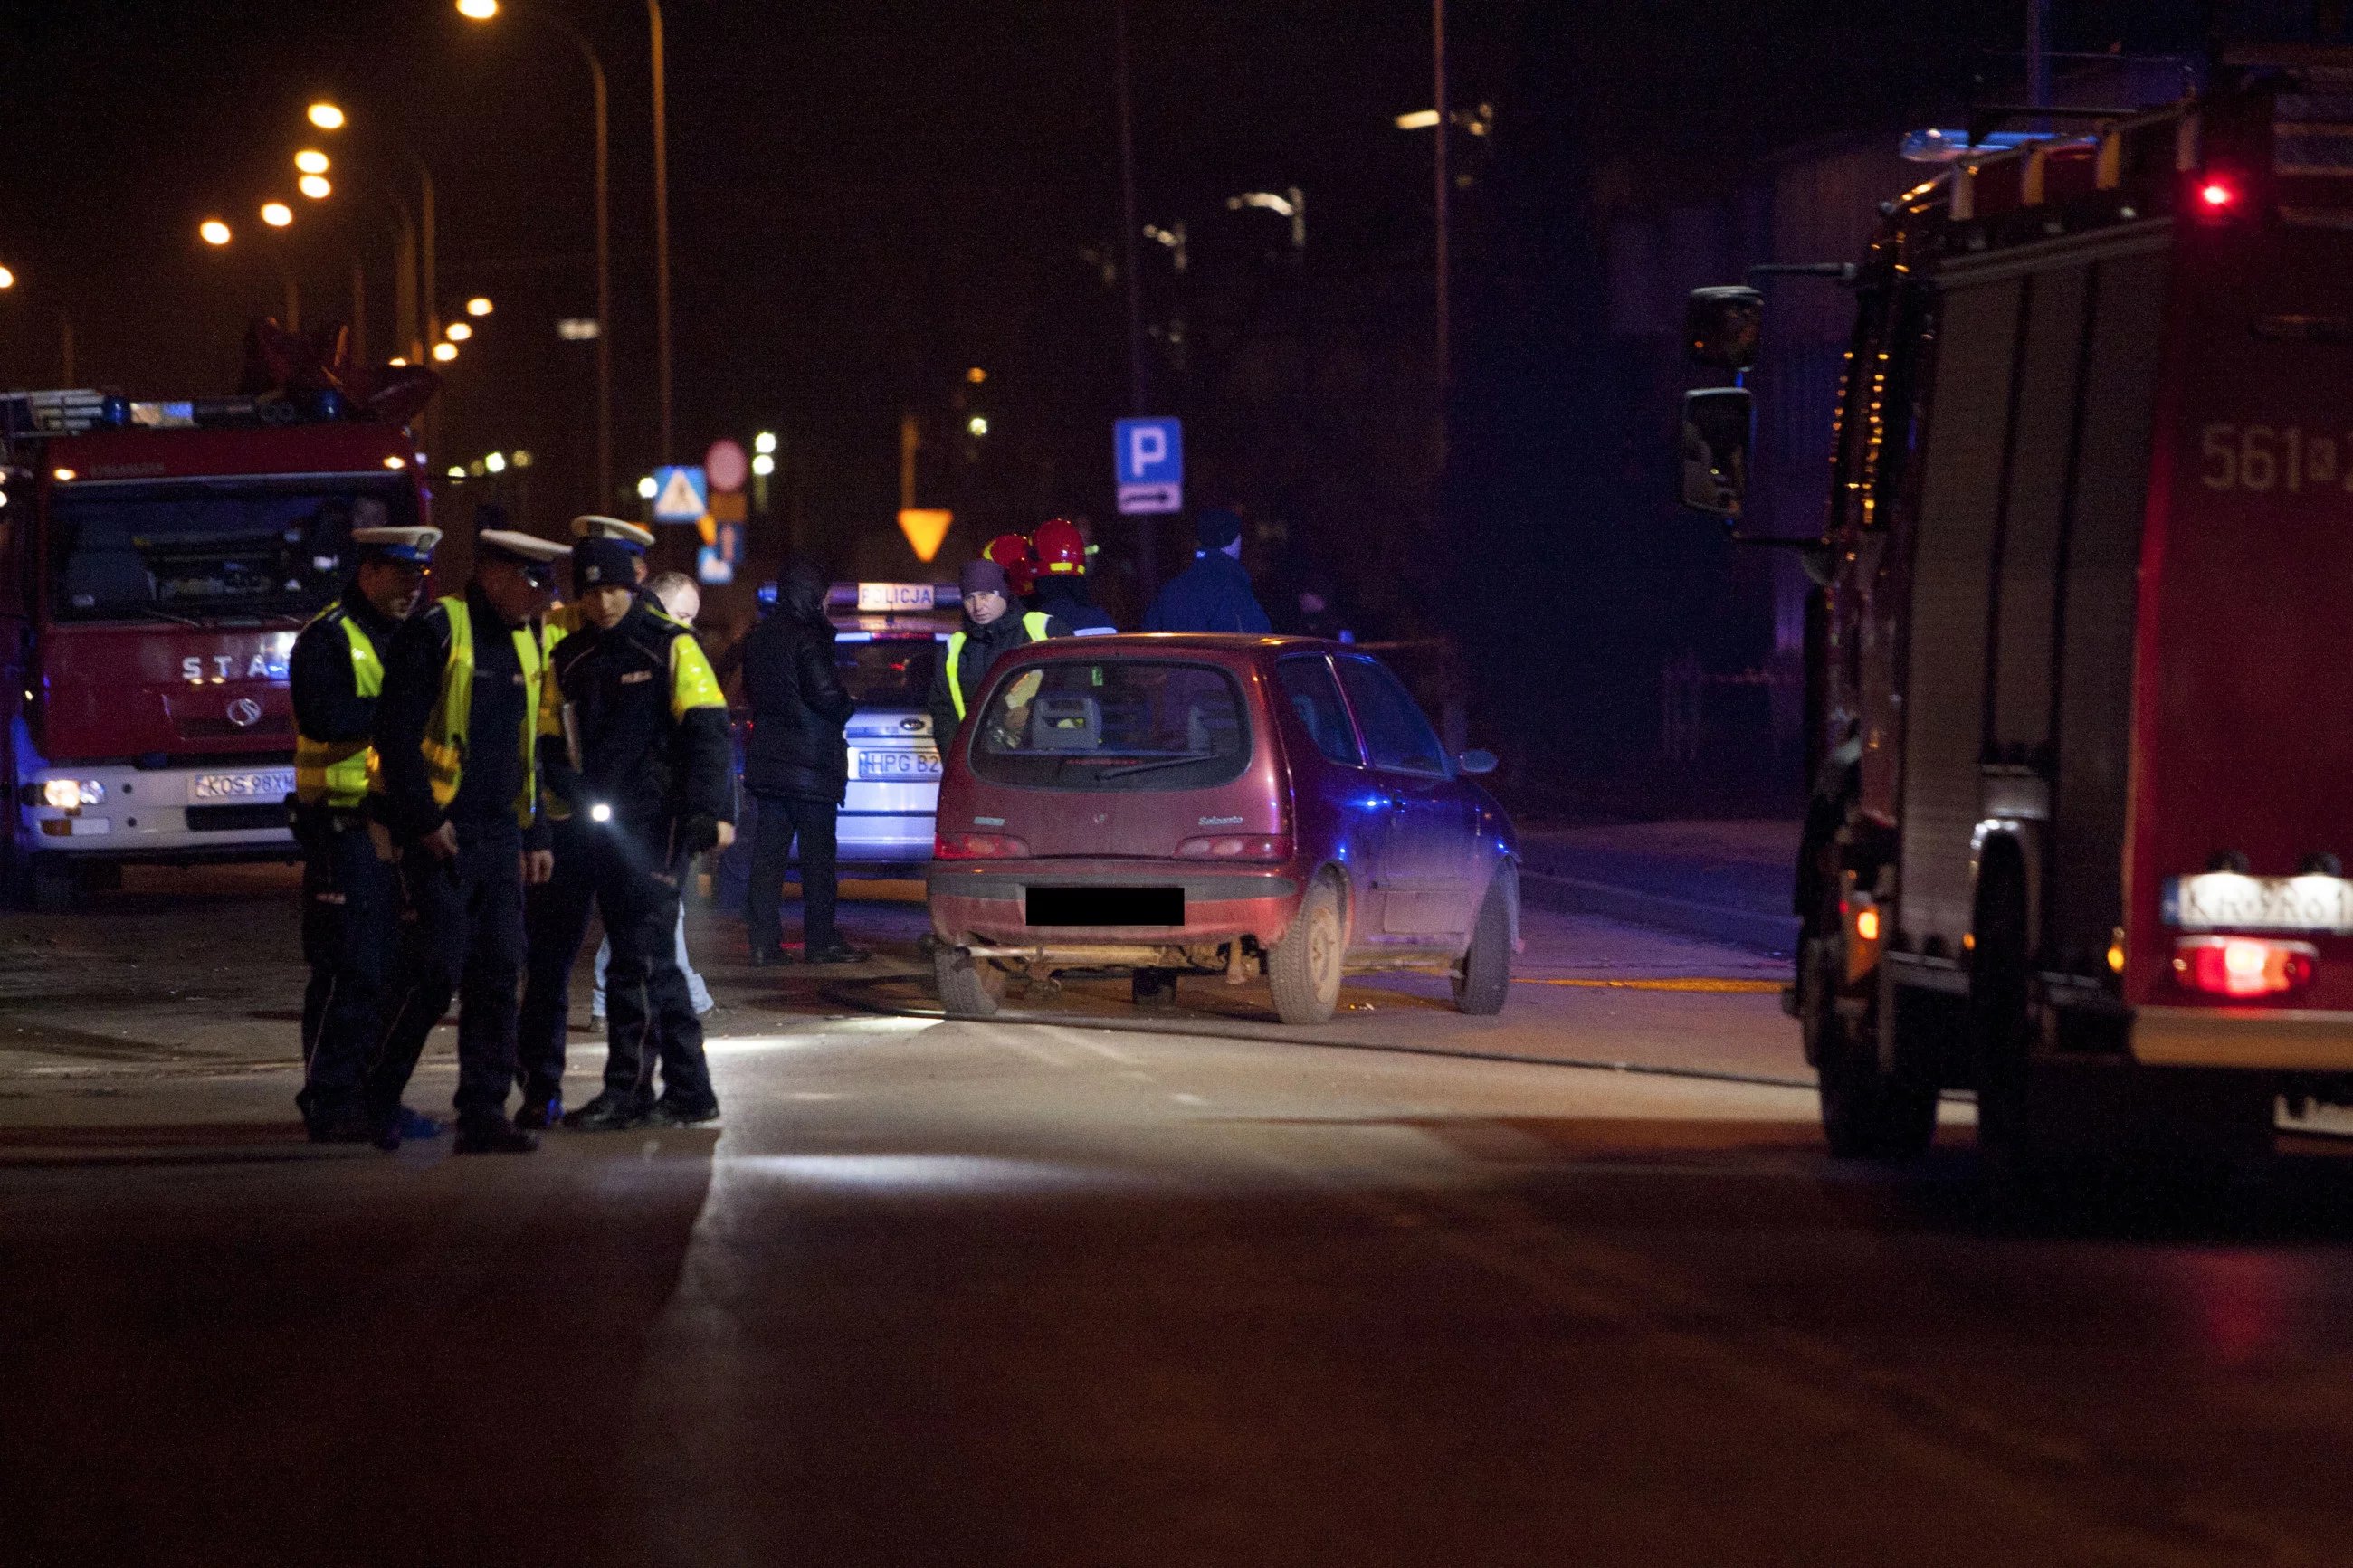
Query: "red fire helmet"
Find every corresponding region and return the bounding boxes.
[985,532,1037,597]
[1034,516,1088,576]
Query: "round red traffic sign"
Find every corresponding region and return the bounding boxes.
[705,438,748,493]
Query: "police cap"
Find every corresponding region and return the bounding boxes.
[351,526,442,565]
[571,515,655,553]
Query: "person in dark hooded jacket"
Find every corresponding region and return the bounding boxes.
[1141,508,1272,633]
[740,559,864,964]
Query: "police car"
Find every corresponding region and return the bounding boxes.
[726,580,957,881]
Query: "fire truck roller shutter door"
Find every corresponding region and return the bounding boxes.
[1896,273,2024,955]
[2044,246,2168,972]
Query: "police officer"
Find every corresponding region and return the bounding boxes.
[548,534,737,1131]
[371,525,568,1155]
[926,556,1070,750]
[514,514,658,1128]
[291,523,440,1145]
[1028,517,1119,634]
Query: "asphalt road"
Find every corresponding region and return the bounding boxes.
[7,870,2353,1566]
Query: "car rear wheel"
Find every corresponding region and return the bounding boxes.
[1453,871,1512,1015]
[1269,874,1345,1025]
[934,945,1007,1017]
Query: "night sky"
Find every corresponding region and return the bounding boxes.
[0,1,2224,794]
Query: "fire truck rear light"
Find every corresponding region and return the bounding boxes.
[382,454,405,470]
[51,468,73,482]
[2172,936,2316,998]
[1176,834,1291,860]
[935,832,1031,860]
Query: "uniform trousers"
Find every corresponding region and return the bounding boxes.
[516,818,596,1103]
[746,791,841,955]
[374,815,526,1123]
[592,819,716,1113]
[296,815,399,1125]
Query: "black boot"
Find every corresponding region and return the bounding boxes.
[562,1091,649,1132]
[514,1093,564,1132]
[453,1115,540,1155]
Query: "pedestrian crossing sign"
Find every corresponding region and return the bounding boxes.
[651,465,709,524]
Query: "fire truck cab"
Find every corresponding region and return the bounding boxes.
[0,390,426,908]
[1680,63,2353,1172]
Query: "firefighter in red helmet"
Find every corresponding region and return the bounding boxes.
[984,533,1037,600]
[1029,517,1118,634]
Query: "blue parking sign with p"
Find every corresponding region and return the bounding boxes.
[1115,417,1182,515]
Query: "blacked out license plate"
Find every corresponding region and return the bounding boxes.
[1024,886,1185,927]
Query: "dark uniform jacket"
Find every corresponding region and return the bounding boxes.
[290,587,401,801]
[1032,580,1119,635]
[538,598,734,851]
[1141,551,1272,634]
[925,608,1070,749]
[739,573,857,803]
[375,583,548,849]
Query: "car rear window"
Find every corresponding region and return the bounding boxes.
[968,659,1251,791]
[835,634,940,707]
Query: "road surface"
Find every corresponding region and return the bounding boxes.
[5,869,2353,1566]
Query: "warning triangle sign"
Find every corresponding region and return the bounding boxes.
[653,466,707,522]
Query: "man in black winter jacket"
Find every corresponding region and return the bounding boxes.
[545,537,738,1130]
[740,559,862,964]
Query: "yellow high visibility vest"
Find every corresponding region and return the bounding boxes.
[419,595,547,828]
[532,605,725,820]
[291,607,384,809]
[945,611,1051,720]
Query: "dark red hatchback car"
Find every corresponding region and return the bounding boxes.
[927,633,1519,1023]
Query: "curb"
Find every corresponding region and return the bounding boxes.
[1519,870,1799,956]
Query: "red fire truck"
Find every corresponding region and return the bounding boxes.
[0,387,429,909]
[1680,62,2353,1171]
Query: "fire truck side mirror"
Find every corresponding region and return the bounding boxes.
[1680,388,1751,518]
[1683,286,1762,371]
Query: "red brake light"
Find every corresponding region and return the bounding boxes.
[2172,936,2316,999]
[1175,834,1291,860]
[2200,180,2234,208]
[934,831,1031,860]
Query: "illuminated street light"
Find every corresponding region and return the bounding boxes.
[511,450,532,467]
[967,415,988,437]
[967,366,987,384]
[389,356,410,367]
[447,465,466,479]
[294,149,329,175]
[485,451,508,474]
[199,220,232,246]
[445,321,472,342]
[298,175,331,200]
[750,452,775,477]
[636,475,657,499]
[432,341,458,363]
[308,101,346,131]
[1394,109,1441,130]
[465,296,493,317]
[261,203,293,228]
[456,0,499,18]
[0,266,14,290]
[754,431,777,455]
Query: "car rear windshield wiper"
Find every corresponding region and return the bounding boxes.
[1097,753,1217,780]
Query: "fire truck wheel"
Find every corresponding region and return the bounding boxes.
[1808,941,1937,1160]
[934,944,1006,1017]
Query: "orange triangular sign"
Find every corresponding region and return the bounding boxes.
[897,508,953,563]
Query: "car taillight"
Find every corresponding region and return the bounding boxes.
[1175,834,1291,860]
[2172,936,2317,999]
[934,832,1031,860]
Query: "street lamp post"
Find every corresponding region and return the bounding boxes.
[458,0,614,507]
[649,0,672,464]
